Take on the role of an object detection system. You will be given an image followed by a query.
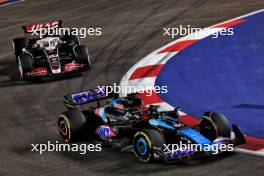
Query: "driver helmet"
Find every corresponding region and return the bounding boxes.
[110,99,125,110]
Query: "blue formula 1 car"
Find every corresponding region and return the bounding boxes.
[58,88,246,163]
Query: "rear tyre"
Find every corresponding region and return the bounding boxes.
[13,38,29,56]
[18,54,33,79]
[74,45,91,68]
[133,129,164,163]
[199,112,231,141]
[58,110,88,142]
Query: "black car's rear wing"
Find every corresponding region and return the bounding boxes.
[22,20,62,34]
[64,87,110,109]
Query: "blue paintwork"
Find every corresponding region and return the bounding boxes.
[156,11,264,138]
[149,119,175,130]
[97,125,110,138]
[165,128,216,160]
[136,137,148,155]
[179,128,212,145]
[162,115,177,122]
[71,88,106,104]
[98,108,107,123]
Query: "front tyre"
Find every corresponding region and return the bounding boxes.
[133,131,153,163]
[199,112,231,141]
[133,129,165,163]
[18,54,33,79]
[13,38,29,56]
[74,45,91,68]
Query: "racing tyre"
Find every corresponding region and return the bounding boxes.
[133,129,165,163]
[74,45,91,67]
[13,38,29,56]
[199,112,231,141]
[17,54,33,79]
[58,110,88,142]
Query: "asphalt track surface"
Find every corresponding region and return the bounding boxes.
[0,0,264,176]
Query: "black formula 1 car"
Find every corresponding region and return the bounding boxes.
[58,88,246,163]
[12,21,91,80]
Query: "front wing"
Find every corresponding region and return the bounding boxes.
[154,125,246,163]
[23,62,89,79]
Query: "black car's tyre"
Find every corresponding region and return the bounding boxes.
[200,112,231,141]
[74,45,91,67]
[13,38,29,56]
[17,54,33,79]
[133,129,165,163]
[58,110,88,142]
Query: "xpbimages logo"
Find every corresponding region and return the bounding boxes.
[163,25,234,39]
[31,27,102,38]
[31,141,102,155]
[97,83,168,97]
[163,141,234,155]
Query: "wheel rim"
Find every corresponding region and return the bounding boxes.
[59,121,68,136]
[136,137,147,156]
[58,118,70,141]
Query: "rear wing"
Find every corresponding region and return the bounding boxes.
[64,87,109,109]
[22,20,62,34]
